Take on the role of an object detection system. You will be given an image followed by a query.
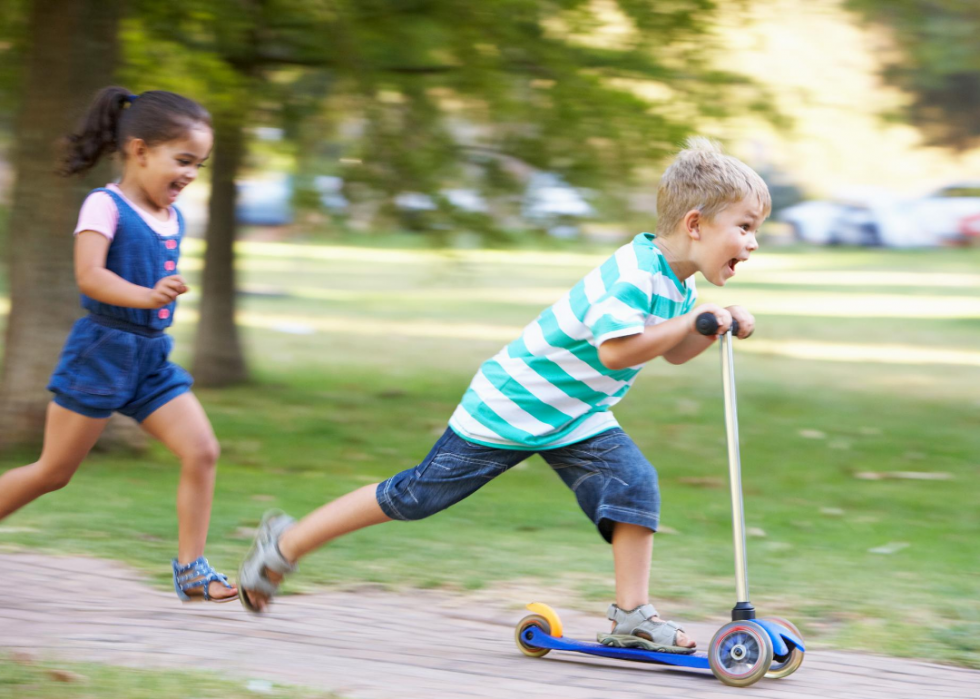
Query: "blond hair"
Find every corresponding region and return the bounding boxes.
[656,137,771,236]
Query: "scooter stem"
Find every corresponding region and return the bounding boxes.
[720,329,756,621]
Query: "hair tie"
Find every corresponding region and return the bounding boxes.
[127,94,140,102]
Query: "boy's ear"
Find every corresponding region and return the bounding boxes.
[683,209,702,240]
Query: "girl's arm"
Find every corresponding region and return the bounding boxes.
[75,231,186,309]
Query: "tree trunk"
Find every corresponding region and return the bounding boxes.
[191,112,248,386]
[0,0,123,449]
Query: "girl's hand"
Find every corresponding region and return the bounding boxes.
[726,305,755,339]
[148,275,188,307]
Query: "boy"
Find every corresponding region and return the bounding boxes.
[239,137,767,654]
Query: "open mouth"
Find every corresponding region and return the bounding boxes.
[168,182,186,199]
[727,258,739,274]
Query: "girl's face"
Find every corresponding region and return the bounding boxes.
[131,123,213,210]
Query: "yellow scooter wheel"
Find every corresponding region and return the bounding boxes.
[515,614,553,658]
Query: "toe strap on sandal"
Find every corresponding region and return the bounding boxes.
[634,618,686,646]
[172,556,234,602]
[607,603,687,646]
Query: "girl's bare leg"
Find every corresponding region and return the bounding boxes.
[0,402,107,520]
[141,392,236,600]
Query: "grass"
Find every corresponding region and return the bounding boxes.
[1,237,978,670]
[0,654,333,699]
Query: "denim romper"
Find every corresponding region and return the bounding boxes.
[47,188,193,421]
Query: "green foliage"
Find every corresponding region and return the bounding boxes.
[0,0,29,126]
[847,0,980,150]
[124,0,782,232]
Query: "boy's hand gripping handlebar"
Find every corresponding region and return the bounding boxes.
[695,311,740,337]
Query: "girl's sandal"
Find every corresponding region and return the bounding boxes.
[172,556,236,603]
[238,510,297,614]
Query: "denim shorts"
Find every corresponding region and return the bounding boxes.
[377,427,660,543]
[47,315,193,422]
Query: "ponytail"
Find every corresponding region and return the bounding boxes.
[60,86,210,177]
[60,86,134,176]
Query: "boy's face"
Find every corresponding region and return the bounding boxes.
[694,197,763,286]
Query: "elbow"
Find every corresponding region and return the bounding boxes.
[598,346,628,371]
[76,271,96,297]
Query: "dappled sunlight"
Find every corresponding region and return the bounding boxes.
[245,284,980,318]
[243,284,569,306]
[3,289,979,363]
[165,307,980,367]
[186,238,612,269]
[185,239,831,272]
[742,271,980,289]
[741,339,980,367]
[699,290,980,319]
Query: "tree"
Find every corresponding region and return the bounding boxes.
[0,0,123,448]
[132,0,780,386]
[847,0,980,150]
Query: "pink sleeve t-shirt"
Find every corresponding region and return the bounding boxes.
[74,184,179,240]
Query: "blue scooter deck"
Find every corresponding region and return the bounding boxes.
[522,626,711,669]
[522,619,803,670]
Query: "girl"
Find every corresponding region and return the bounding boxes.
[0,86,237,602]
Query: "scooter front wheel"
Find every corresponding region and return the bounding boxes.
[515,614,553,658]
[762,616,805,679]
[709,621,774,687]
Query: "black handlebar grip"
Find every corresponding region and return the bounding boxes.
[695,312,739,337]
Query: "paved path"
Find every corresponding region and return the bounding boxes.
[1,554,976,698]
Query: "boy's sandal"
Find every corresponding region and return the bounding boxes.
[172,556,236,603]
[238,510,297,614]
[597,603,696,655]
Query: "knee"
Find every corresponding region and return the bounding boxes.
[33,462,76,493]
[376,476,438,522]
[183,437,220,472]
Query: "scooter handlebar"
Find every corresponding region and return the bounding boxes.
[695,312,740,337]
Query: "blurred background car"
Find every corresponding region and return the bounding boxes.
[779,182,980,247]
[236,175,294,226]
[522,172,596,238]
[235,174,350,227]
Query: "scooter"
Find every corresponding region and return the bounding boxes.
[514,313,805,687]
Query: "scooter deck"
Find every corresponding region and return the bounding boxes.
[522,619,803,670]
[523,626,711,669]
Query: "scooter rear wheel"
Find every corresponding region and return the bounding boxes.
[709,621,774,687]
[762,616,805,679]
[515,614,552,658]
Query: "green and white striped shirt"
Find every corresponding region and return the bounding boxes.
[449,232,697,450]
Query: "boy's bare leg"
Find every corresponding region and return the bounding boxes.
[244,483,391,610]
[278,483,391,561]
[0,402,107,520]
[611,522,695,648]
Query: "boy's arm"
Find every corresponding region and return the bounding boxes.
[661,304,755,364]
[598,303,733,369]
